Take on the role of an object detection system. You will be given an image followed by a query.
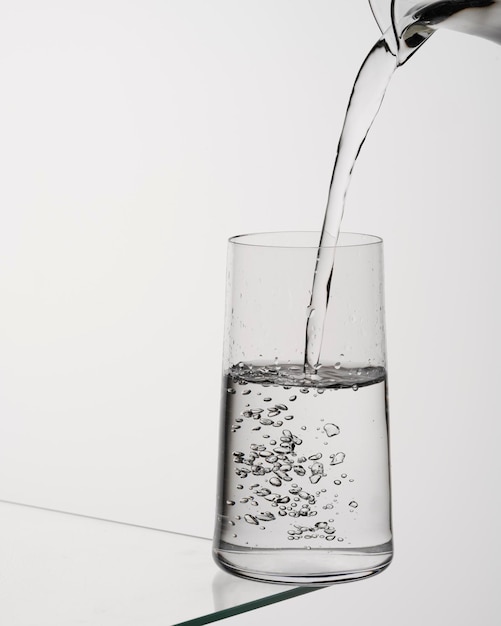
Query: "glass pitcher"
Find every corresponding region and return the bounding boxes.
[369,0,501,60]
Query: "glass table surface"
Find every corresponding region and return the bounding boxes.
[0,500,316,626]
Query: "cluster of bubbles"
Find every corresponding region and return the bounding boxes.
[226,386,359,543]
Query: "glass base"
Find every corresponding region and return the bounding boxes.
[214,542,393,586]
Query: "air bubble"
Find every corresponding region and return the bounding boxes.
[276,496,290,504]
[274,470,292,482]
[324,423,340,437]
[330,452,346,465]
[257,511,276,521]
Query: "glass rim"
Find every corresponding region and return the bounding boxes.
[228,231,383,249]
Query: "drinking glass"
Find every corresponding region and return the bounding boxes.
[213,232,393,585]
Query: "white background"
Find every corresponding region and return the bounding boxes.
[0,1,500,624]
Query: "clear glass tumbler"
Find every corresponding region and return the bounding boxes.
[213,232,392,585]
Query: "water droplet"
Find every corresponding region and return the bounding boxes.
[236,484,243,490]
[309,474,322,484]
[244,514,259,525]
[275,404,288,411]
[352,385,358,391]
[289,395,297,402]
[226,500,235,506]
[341,473,347,478]
[301,426,307,431]
[324,423,340,437]
[251,408,264,415]
[267,409,280,418]
[242,389,251,395]
[263,397,272,402]
[349,501,358,508]
[337,537,344,542]
[293,465,306,476]
[260,417,274,426]
[308,453,322,461]
[300,388,309,394]
[269,476,282,487]
[334,362,341,370]
[227,388,236,394]
[334,480,341,485]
